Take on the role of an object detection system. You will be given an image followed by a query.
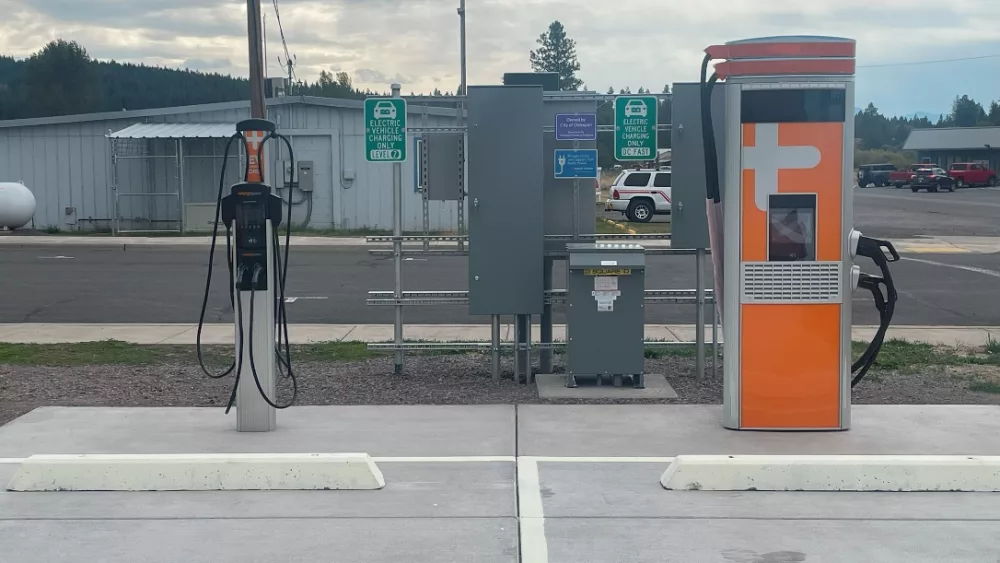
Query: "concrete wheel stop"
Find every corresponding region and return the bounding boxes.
[535,373,678,399]
[6,453,385,492]
[660,455,1000,492]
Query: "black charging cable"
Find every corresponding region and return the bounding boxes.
[851,236,900,387]
[245,263,297,409]
[197,131,249,382]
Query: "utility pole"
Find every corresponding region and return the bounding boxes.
[246,0,267,119]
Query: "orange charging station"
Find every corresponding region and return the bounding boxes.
[707,37,861,431]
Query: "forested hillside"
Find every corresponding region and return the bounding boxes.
[2,39,998,162]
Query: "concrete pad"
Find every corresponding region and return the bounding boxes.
[0,461,515,519]
[0,517,518,563]
[7,453,385,491]
[855,325,994,347]
[535,373,678,399]
[518,404,1000,457]
[0,323,192,344]
[0,406,516,458]
[542,518,1000,563]
[664,324,719,343]
[659,454,1000,492]
[535,461,1000,520]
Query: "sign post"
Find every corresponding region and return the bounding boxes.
[365,98,407,163]
[614,96,657,161]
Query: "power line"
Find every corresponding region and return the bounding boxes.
[271,0,296,82]
[858,53,1000,69]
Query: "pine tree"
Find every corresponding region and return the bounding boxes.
[529,21,583,91]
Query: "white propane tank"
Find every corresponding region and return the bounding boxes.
[0,182,36,229]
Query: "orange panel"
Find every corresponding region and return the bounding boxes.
[740,303,842,429]
[741,122,844,262]
[740,124,767,261]
[715,59,855,79]
[777,123,843,261]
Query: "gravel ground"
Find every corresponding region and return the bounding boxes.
[2,355,999,426]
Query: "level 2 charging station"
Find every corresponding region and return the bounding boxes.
[695,36,900,431]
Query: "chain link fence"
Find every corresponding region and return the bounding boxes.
[111,138,181,234]
[111,137,241,234]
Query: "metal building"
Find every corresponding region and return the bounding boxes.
[0,97,460,232]
[903,126,1000,171]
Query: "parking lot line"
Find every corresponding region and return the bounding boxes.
[517,457,549,563]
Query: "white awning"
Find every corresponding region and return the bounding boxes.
[109,122,236,139]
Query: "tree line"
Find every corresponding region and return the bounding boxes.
[2,36,998,159]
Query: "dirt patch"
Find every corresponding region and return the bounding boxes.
[3,354,999,427]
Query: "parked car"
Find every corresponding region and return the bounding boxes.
[889,164,925,188]
[857,163,896,187]
[948,163,998,188]
[606,168,671,223]
[911,167,955,192]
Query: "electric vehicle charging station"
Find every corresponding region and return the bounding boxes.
[197,118,299,433]
[694,36,900,431]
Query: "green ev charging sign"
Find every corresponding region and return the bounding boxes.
[365,98,407,162]
[614,96,658,161]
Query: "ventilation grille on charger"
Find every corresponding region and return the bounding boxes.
[740,262,842,303]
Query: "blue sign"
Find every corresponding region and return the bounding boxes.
[554,149,599,179]
[555,113,598,141]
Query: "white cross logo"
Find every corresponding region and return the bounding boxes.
[246,130,265,150]
[743,123,821,212]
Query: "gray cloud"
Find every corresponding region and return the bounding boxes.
[1,0,999,116]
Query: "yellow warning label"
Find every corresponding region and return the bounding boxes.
[583,268,631,276]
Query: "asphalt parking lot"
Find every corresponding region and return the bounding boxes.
[0,185,998,326]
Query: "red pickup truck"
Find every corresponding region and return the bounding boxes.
[889,164,924,188]
[948,163,998,188]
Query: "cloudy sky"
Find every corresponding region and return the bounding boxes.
[2,0,998,117]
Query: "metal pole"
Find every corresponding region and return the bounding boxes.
[246,0,267,119]
[573,140,580,238]
[177,139,185,234]
[695,248,706,380]
[712,298,719,379]
[540,258,554,373]
[392,83,404,375]
[491,315,501,382]
[513,316,521,383]
[456,0,467,252]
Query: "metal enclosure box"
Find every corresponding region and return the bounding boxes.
[421,132,464,201]
[543,98,598,252]
[467,86,545,315]
[670,83,726,250]
[566,243,646,385]
[297,161,314,191]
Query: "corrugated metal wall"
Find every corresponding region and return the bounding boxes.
[0,101,463,232]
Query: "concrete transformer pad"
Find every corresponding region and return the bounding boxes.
[534,373,679,399]
[2,404,1000,562]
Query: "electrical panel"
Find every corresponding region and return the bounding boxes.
[297,161,314,191]
[467,86,545,315]
[669,82,726,250]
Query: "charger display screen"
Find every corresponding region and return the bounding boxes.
[768,194,816,261]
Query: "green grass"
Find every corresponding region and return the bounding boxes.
[987,336,1000,356]
[849,338,1000,373]
[968,381,1000,394]
[595,218,671,235]
[1,339,996,370]
[0,340,178,366]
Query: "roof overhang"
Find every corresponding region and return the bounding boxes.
[109,123,236,139]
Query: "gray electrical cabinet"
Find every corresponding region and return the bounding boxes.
[297,161,314,191]
[669,82,726,250]
[467,85,545,315]
[566,243,646,388]
[421,133,464,201]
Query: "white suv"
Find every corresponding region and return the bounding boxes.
[606,168,671,223]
